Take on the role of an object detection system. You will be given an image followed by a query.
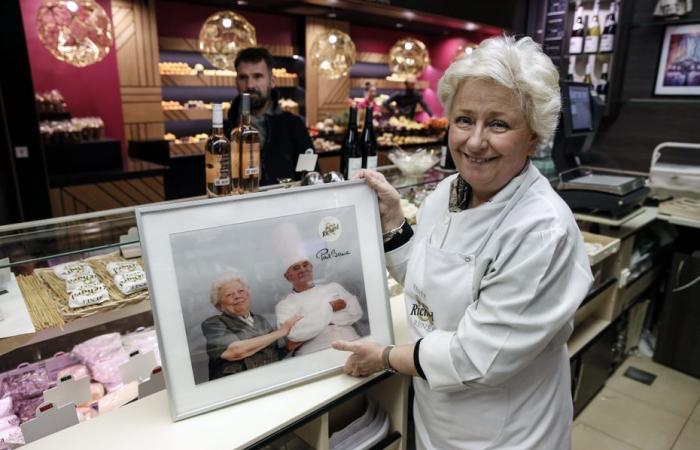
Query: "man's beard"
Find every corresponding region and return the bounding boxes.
[246,89,269,110]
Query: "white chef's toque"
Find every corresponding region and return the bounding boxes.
[273,223,309,272]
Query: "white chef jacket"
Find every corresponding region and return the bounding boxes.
[386,163,593,450]
[276,282,363,355]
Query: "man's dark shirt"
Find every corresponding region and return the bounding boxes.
[384,89,434,119]
[226,89,314,185]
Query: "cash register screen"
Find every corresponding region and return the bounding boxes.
[568,85,593,132]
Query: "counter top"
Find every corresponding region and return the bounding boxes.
[22,295,411,450]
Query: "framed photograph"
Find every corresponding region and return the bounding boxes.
[654,23,700,96]
[135,181,394,420]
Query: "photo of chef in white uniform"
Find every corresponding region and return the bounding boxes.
[274,223,364,356]
[169,206,370,384]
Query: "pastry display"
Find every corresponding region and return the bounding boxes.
[159,62,195,75]
[313,137,341,153]
[159,62,236,77]
[35,89,67,113]
[278,97,299,114]
[166,133,209,144]
[39,117,105,144]
[272,67,298,80]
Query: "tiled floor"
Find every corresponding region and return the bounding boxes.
[574,356,700,450]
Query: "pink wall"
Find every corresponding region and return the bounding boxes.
[350,24,501,117]
[156,1,296,45]
[20,0,125,151]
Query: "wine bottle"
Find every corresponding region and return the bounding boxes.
[231,93,261,193]
[204,104,233,197]
[583,60,594,95]
[360,106,378,171]
[567,63,575,82]
[599,2,617,53]
[569,5,585,55]
[596,63,609,101]
[340,106,361,180]
[584,1,601,54]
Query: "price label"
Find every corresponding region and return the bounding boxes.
[296,150,318,172]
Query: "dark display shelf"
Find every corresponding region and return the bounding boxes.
[38,111,71,121]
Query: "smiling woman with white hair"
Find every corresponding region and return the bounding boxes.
[335,35,594,450]
[201,273,301,380]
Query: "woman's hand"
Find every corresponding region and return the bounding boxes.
[279,314,303,336]
[332,340,384,377]
[353,169,404,233]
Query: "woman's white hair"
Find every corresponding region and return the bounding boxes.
[438,35,561,145]
[210,273,249,308]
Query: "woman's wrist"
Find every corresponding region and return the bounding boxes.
[381,213,405,233]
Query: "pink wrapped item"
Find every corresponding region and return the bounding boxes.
[0,364,51,400]
[45,352,81,383]
[0,426,24,449]
[0,398,12,417]
[71,333,129,392]
[121,327,162,367]
[13,396,43,423]
[55,364,90,382]
[0,415,19,431]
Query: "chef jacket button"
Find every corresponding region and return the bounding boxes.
[464,256,472,263]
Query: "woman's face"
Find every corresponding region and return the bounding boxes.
[448,78,537,202]
[219,280,250,317]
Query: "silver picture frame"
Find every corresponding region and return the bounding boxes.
[135,180,394,420]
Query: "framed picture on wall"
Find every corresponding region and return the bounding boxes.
[135,180,394,420]
[654,23,700,96]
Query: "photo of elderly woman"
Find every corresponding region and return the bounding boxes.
[202,274,301,380]
[169,205,369,384]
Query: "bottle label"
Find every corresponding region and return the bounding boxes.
[600,34,614,52]
[348,157,362,179]
[569,37,583,54]
[205,152,231,186]
[366,155,378,171]
[241,141,261,179]
[584,36,599,53]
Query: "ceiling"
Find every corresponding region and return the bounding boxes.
[177,0,520,36]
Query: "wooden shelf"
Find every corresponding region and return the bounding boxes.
[568,318,610,358]
[163,109,223,121]
[351,78,429,90]
[161,74,235,87]
[161,74,298,88]
[0,299,151,357]
[168,141,205,157]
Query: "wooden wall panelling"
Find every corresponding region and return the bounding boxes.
[112,0,164,142]
[305,18,351,125]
